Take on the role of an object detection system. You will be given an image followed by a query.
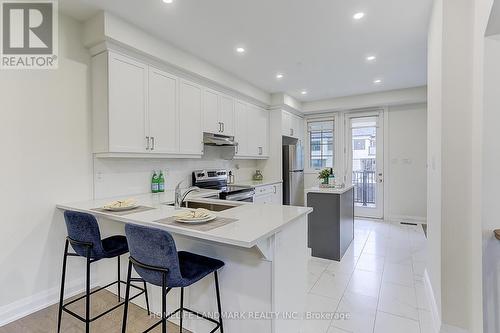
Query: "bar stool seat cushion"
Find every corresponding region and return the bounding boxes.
[101,235,129,258]
[177,251,224,286]
[125,224,225,288]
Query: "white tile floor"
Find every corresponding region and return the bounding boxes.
[302,219,430,333]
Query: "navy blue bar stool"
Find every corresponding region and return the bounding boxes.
[58,211,150,333]
[122,223,225,333]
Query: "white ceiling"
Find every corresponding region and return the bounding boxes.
[60,0,433,102]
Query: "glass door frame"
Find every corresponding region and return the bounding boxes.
[345,110,385,219]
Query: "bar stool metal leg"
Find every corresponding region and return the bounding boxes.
[143,281,150,315]
[85,247,91,333]
[117,256,121,302]
[121,261,133,333]
[162,272,167,333]
[179,287,184,333]
[214,271,224,333]
[57,239,69,333]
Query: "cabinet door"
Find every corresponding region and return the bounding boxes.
[203,89,220,134]
[291,114,303,140]
[148,67,178,154]
[282,111,292,137]
[272,184,283,205]
[234,100,248,156]
[256,107,269,156]
[179,79,203,155]
[248,106,269,157]
[254,194,273,204]
[219,94,235,136]
[108,52,148,152]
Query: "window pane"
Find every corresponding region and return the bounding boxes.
[308,120,334,169]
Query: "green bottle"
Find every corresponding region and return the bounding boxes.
[158,171,165,192]
[151,171,159,193]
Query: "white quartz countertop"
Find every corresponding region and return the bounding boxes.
[56,191,312,248]
[232,179,283,188]
[305,184,355,195]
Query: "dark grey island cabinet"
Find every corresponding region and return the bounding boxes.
[305,185,355,261]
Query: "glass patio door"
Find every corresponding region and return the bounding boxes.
[346,113,384,218]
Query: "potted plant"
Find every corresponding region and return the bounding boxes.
[318,168,331,185]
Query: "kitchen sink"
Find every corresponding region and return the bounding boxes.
[165,201,237,212]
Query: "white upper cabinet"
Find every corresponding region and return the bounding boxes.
[203,89,220,134]
[179,79,203,155]
[203,88,235,136]
[219,94,235,136]
[234,100,249,156]
[281,110,303,140]
[107,52,148,153]
[92,50,265,159]
[282,111,292,137]
[247,105,269,157]
[233,101,269,159]
[148,67,178,154]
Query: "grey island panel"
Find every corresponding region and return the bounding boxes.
[307,188,354,261]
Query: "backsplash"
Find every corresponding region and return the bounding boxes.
[93,146,258,199]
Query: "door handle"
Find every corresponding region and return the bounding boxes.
[146,136,150,150]
[151,137,155,151]
[258,147,263,155]
[222,122,225,133]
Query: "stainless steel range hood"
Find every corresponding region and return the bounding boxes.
[203,132,238,146]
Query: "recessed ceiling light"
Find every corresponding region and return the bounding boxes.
[353,12,365,20]
[366,55,376,62]
[276,73,284,79]
[301,90,308,95]
[162,0,173,3]
[374,79,382,84]
[236,47,246,53]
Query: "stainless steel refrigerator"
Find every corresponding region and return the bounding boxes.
[283,143,305,206]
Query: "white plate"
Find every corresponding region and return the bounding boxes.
[175,215,217,224]
[103,204,139,212]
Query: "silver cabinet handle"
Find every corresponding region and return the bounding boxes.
[258,147,263,155]
[273,185,277,194]
[222,122,225,133]
[151,136,155,151]
[218,122,222,133]
[146,136,150,150]
[201,142,205,153]
[290,128,293,136]
[235,144,239,154]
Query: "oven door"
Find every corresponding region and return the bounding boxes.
[225,191,255,202]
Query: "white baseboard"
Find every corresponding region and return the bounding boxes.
[424,269,441,333]
[0,278,100,327]
[441,324,470,333]
[387,214,427,224]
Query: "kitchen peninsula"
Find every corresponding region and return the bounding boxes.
[57,191,312,333]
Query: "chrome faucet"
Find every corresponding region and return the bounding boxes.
[174,180,200,210]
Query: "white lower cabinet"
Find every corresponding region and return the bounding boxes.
[253,183,282,204]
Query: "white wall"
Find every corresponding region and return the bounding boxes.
[386,104,427,222]
[302,86,427,113]
[482,34,500,333]
[0,15,93,324]
[93,148,258,199]
[426,0,493,332]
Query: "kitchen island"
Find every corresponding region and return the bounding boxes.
[57,191,312,333]
[305,185,354,261]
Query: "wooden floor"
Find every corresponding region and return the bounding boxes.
[0,289,191,333]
